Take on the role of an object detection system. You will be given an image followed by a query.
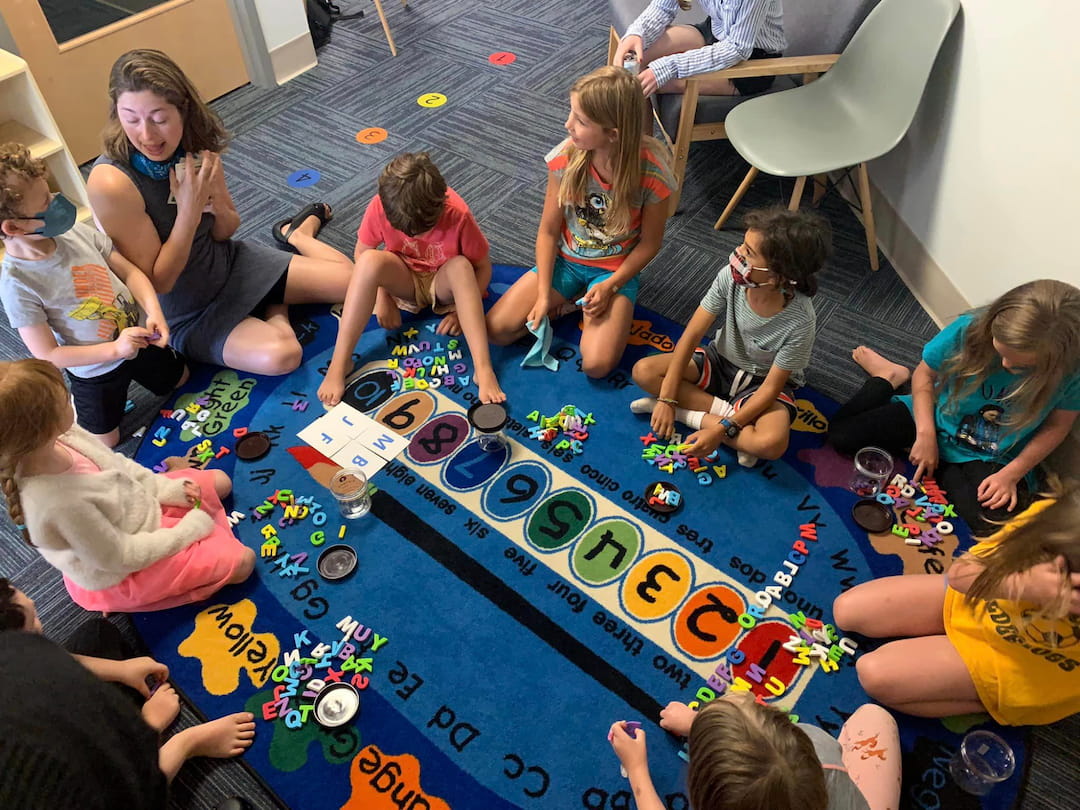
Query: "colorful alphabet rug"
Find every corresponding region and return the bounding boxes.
[134,265,1027,810]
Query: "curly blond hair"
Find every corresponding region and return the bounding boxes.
[0,143,46,223]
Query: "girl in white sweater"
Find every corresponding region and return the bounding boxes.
[0,359,254,612]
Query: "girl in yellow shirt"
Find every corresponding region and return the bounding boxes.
[833,488,1080,726]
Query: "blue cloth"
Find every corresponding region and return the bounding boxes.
[530,255,640,304]
[521,316,559,371]
[894,314,1080,464]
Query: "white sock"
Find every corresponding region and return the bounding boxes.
[630,397,657,414]
[737,450,759,468]
[675,408,706,430]
[710,397,734,417]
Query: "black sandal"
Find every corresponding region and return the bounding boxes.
[272,202,333,249]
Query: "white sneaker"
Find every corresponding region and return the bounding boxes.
[737,451,759,468]
[630,397,657,415]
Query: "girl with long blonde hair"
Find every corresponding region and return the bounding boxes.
[0,358,255,613]
[829,279,1080,534]
[835,483,1080,726]
[486,66,676,378]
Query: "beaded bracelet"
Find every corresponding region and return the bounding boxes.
[657,397,679,407]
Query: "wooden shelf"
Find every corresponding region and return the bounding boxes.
[0,120,62,159]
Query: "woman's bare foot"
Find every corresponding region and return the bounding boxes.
[852,346,911,389]
[141,683,180,732]
[475,367,506,404]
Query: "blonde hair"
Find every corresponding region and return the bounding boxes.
[688,697,829,810]
[0,360,70,545]
[560,66,661,236]
[0,143,46,223]
[103,49,229,162]
[965,482,1080,632]
[939,280,1080,435]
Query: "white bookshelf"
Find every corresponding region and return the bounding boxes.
[0,49,91,227]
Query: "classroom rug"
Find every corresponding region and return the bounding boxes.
[134,264,1026,810]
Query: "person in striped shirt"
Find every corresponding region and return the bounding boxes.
[613,0,786,98]
[486,66,676,378]
[630,207,830,467]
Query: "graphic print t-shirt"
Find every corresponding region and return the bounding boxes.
[894,314,1080,464]
[357,187,489,275]
[545,139,676,270]
[0,222,139,378]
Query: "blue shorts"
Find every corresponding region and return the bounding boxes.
[530,255,640,304]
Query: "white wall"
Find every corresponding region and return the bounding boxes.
[229,0,315,87]
[870,2,1080,308]
[252,0,311,51]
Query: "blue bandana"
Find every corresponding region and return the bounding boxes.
[130,148,184,181]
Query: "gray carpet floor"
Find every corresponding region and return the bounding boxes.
[1,0,1075,806]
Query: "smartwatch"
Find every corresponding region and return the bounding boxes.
[720,417,742,438]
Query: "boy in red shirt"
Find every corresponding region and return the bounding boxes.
[318,153,505,405]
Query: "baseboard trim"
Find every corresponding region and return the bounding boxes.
[270,32,317,86]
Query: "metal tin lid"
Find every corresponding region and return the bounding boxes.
[313,682,361,727]
[467,401,508,433]
[851,499,893,533]
[235,431,271,461]
[317,544,357,581]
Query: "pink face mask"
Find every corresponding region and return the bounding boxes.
[729,250,771,288]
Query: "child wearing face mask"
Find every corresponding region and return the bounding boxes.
[828,280,1080,535]
[0,142,186,448]
[630,207,831,467]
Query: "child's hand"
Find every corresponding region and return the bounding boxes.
[183,479,202,507]
[686,426,721,459]
[117,656,170,697]
[318,367,346,407]
[609,721,649,773]
[436,312,462,336]
[374,289,402,331]
[909,432,939,484]
[613,34,643,68]
[114,326,152,360]
[144,315,170,348]
[977,468,1020,511]
[527,295,550,332]
[638,67,660,97]
[659,701,696,737]
[582,283,615,319]
[651,401,675,439]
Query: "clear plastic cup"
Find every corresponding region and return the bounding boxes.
[849,446,893,497]
[329,467,371,519]
[949,730,1015,795]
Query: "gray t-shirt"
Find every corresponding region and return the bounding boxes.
[699,263,815,387]
[0,222,140,377]
[799,723,872,810]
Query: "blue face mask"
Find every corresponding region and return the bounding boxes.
[131,148,183,181]
[31,193,77,238]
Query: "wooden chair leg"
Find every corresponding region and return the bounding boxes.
[788,176,807,211]
[372,0,397,56]
[668,78,699,216]
[812,174,827,205]
[714,166,759,230]
[856,162,880,271]
[608,26,620,66]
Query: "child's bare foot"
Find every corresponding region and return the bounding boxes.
[374,296,402,331]
[318,369,347,406]
[852,346,911,388]
[435,312,462,336]
[142,683,180,732]
[475,367,506,404]
[177,712,256,759]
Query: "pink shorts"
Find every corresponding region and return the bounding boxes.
[64,468,251,613]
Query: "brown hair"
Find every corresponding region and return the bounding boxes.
[559,66,664,237]
[377,152,448,237]
[0,359,70,545]
[742,207,832,297]
[688,696,829,810]
[939,280,1080,434]
[0,578,27,632]
[0,143,47,224]
[965,482,1080,630]
[102,49,229,162]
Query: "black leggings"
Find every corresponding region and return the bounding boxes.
[64,618,146,707]
[828,377,1038,536]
